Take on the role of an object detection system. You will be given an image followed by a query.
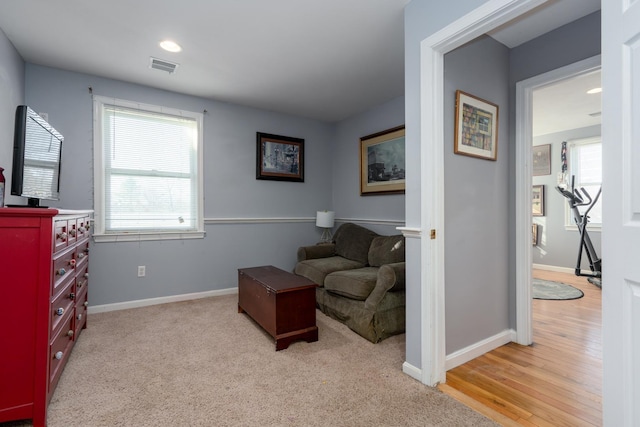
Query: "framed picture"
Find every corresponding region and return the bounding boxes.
[454,90,499,161]
[533,144,551,176]
[359,125,405,195]
[256,132,304,182]
[532,224,539,246]
[532,185,545,216]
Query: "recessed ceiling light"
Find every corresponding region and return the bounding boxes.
[160,40,182,53]
[587,87,602,94]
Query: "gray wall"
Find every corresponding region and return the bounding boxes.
[532,125,602,269]
[23,64,335,306]
[404,0,491,370]
[14,63,406,308]
[443,36,511,354]
[0,28,24,201]
[333,96,405,235]
[507,11,601,324]
[404,3,602,369]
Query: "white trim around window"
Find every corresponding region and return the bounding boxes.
[93,96,204,242]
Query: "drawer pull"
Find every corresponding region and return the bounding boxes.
[77,313,82,321]
[54,351,63,360]
[77,252,85,259]
[67,330,74,337]
[84,272,89,279]
[69,259,76,267]
[69,229,76,237]
[84,301,89,307]
[58,268,66,276]
[69,292,75,300]
[55,307,65,316]
[77,281,84,289]
[57,232,67,241]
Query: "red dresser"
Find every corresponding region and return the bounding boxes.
[0,208,92,427]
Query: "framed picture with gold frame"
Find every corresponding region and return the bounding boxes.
[359,125,405,195]
[454,90,499,161]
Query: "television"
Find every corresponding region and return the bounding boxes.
[11,105,63,207]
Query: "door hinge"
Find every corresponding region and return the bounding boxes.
[430,229,436,239]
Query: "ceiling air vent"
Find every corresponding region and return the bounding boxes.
[149,57,179,74]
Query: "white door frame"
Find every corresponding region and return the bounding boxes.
[418,0,547,385]
[514,55,601,346]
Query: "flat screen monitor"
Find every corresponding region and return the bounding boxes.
[11,105,63,207]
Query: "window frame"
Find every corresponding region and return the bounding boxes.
[564,136,602,231]
[93,96,205,242]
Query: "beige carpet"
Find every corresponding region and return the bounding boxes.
[9,294,498,426]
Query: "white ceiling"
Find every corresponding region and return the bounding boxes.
[533,69,601,137]
[0,0,600,125]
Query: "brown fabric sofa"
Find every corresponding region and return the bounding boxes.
[294,223,405,343]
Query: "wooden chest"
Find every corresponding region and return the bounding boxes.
[238,265,318,351]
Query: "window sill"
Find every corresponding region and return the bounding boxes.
[93,231,205,243]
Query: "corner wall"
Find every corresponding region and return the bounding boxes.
[332,96,405,235]
[443,35,511,354]
[0,28,24,199]
[24,64,334,306]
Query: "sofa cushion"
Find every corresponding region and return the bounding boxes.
[333,223,379,264]
[368,235,405,267]
[294,256,365,287]
[324,267,379,301]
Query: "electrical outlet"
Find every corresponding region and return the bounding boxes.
[137,266,146,277]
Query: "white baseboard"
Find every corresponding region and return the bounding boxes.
[444,329,516,371]
[402,361,422,382]
[533,263,593,275]
[88,288,238,314]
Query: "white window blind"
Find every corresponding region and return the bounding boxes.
[568,137,602,226]
[93,96,204,240]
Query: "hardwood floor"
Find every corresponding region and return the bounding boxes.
[439,270,602,426]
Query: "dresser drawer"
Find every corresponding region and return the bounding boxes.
[75,289,88,337]
[75,239,90,270]
[53,219,69,253]
[49,313,74,390]
[50,279,76,335]
[76,216,91,241]
[52,245,76,296]
[76,263,89,294]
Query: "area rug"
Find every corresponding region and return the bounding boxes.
[533,278,584,300]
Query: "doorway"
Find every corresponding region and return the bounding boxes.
[514,56,601,344]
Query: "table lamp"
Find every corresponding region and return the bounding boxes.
[316,210,335,243]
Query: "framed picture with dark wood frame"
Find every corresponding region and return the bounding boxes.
[454,90,499,161]
[256,132,304,182]
[359,125,405,195]
[532,185,545,216]
[533,144,551,176]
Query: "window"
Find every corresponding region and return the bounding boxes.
[566,137,602,227]
[93,96,204,241]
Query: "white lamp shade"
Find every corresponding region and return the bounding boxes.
[316,211,335,228]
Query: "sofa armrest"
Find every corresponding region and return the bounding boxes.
[297,243,336,262]
[364,262,406,311]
